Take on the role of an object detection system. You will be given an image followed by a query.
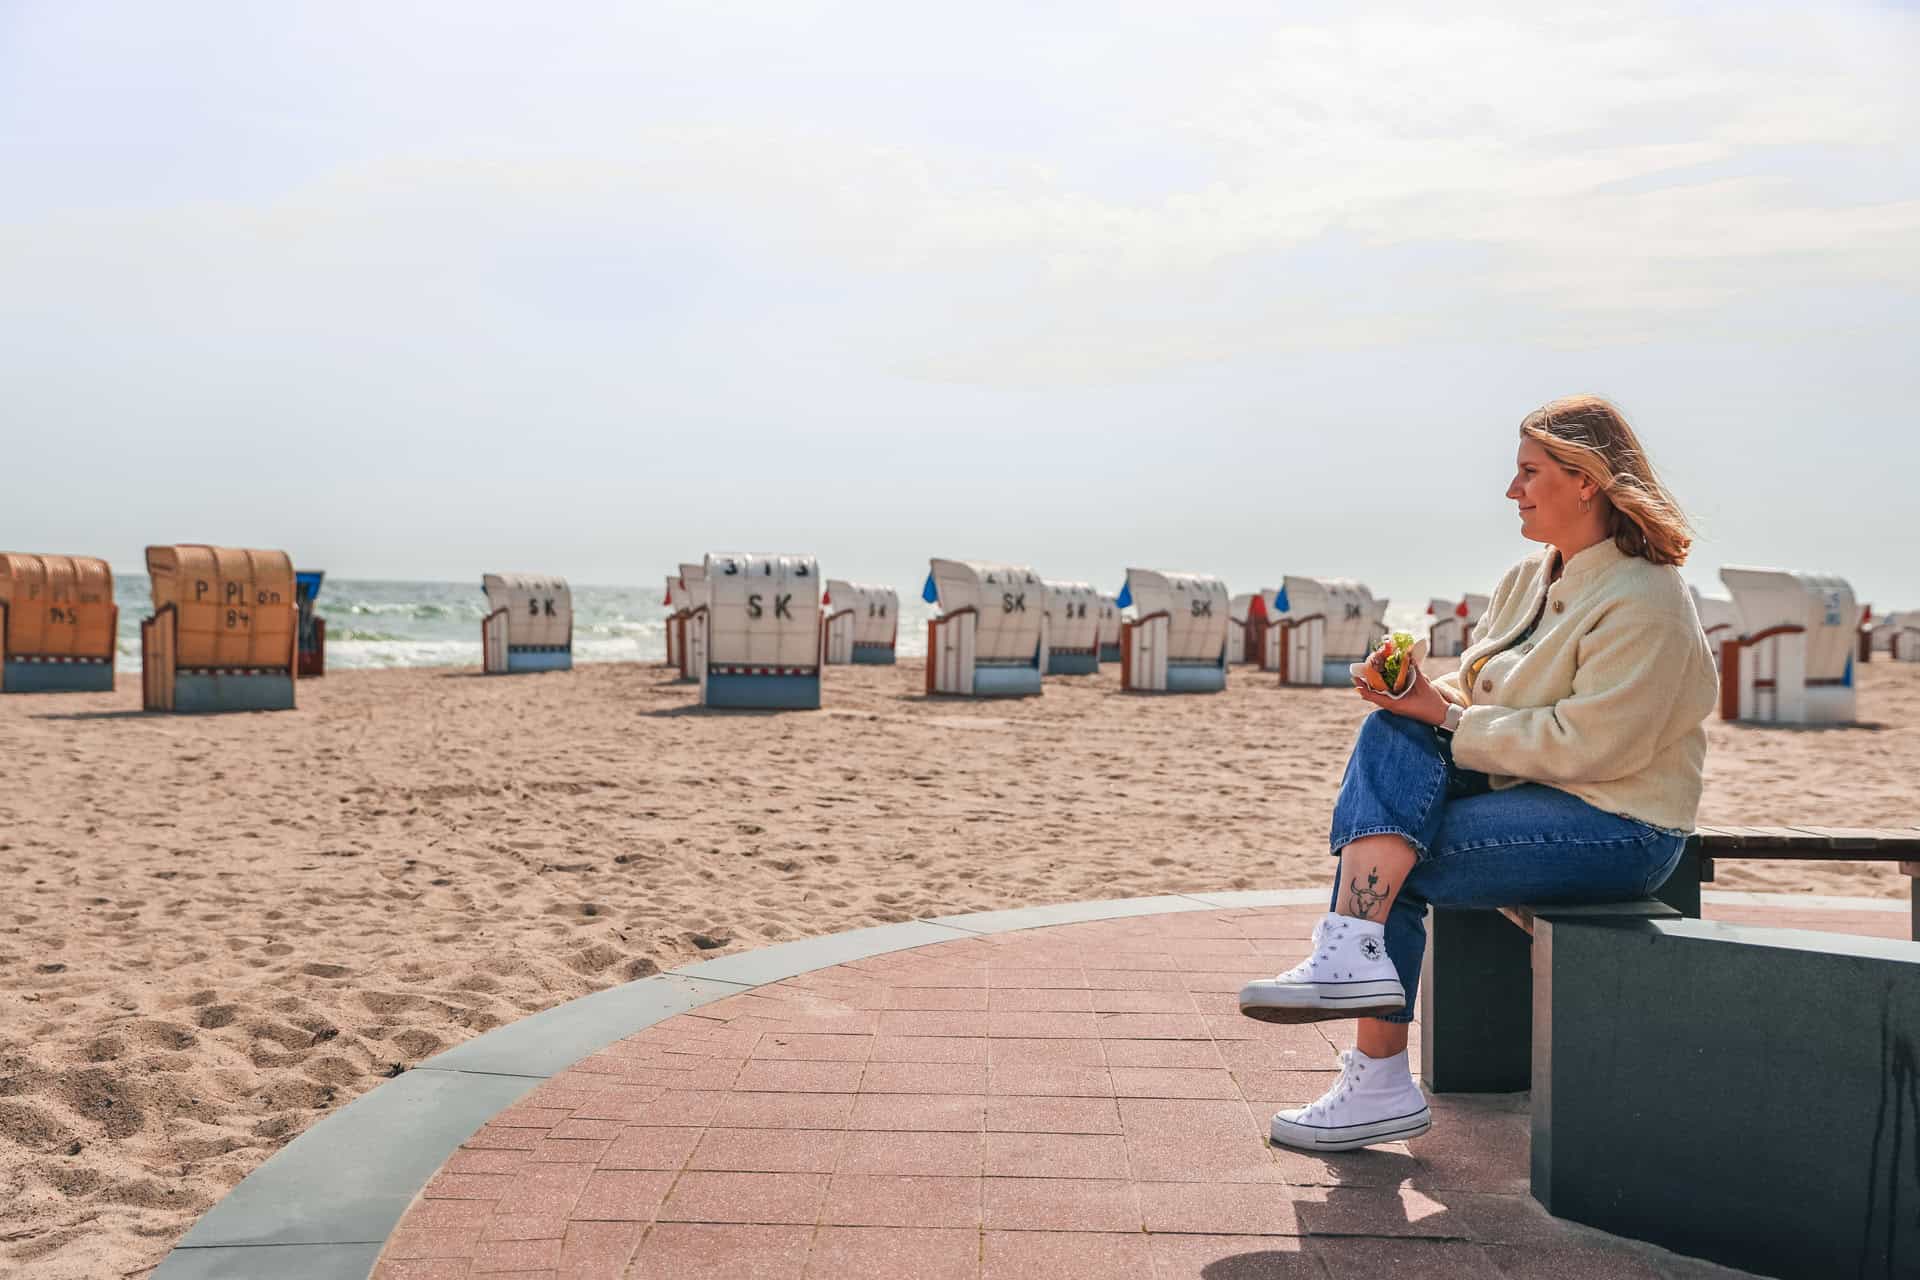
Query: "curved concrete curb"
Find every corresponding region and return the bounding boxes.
[150,888,1329,1279]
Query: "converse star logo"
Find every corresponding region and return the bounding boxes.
[1359,937,1384,961]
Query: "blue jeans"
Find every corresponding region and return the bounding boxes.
[1328,711,1688,1025]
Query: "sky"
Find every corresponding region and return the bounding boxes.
[2,1,1917,613]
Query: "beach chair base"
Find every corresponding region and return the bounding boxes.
[1164,662,1226,693]
[503,648,572,674]
[2,656,115,693]
[850,644,896,665]
[704,672,821,710]
[1098,643,1120,663]
[1046,650,1099,676]
[969,665,1043,697]
[172,670,296,713]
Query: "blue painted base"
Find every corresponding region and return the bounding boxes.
[1099,644,1121,663]
[850,645,896,665]
[1047,651,1099,676]
[705,673,821,709]
[3,659,114,693]
[1166,663,1227,693]
[506,649,572,673]
[971,665,1043,697]
[1322,658,1364,686]
[174,671,296,713]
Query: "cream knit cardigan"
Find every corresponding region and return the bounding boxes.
[1430,539,1718,833]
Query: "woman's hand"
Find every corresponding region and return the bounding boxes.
[1351,639,1450,726]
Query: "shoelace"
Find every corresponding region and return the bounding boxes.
[1279,917,1353,981]
[1298,1049,1363,1119]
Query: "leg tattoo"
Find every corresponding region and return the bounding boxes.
[1347,866,1391,920]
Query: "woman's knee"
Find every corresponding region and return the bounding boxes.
[1354,709,1440,759]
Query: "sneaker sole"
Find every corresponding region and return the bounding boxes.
[1269,1109,1432,1152]
[1238,981,1406,1024]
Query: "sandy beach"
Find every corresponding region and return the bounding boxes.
[3,657,1915,1278]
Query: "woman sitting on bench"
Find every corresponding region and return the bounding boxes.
[1240,395,1719,1152]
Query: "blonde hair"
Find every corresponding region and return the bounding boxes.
[1519,395,1693,566]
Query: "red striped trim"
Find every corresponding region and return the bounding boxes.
[710,664,819,677]
[177,666,292,677]
[10,654,112,665]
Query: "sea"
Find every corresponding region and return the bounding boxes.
[106,577,944,673]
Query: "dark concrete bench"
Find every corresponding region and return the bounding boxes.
[1420,825,1920,1278]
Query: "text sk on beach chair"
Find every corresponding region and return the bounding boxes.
[0,553,117,693]
[1717,565,1859,723]
[821,579,898,665]
[141,545,297,712]
[481,574,573,674]
[923,559,1046,697]
[1117,568,1229,693]
[700,553,822,709]
[1042,580,1101,675]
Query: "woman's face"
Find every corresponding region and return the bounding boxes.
[1507,436,1593,545]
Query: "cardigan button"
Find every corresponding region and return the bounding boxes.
[1553,600,1565,613]
[1482,680,1494,693]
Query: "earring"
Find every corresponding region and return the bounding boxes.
[1581,497,1592,513]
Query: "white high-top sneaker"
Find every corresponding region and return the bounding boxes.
[1237,911,1404,1023]
[1269,1048,1432,1152]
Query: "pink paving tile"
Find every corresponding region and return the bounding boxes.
[459,1123,546,1151]
[986,967,1088,989]
[658,1171,829,1225]
[986,987,1094,1012]
[468,1235,562,1272]
[987,1064,1113,1097]
[1148,1234,1321,1280]
[1117,1097,1263,1141]
[526,1137,616,1164]
[868,1035,989,1063]
[1110,1067,1241,1099]
[885,986,992,1011]
[859,1059,990,1094]
[424,1172,517,1201]
[1262,1141,1421,1191]
[986,1011,1101,1038]
[878,1010,991,1037]
[981,1230,1153,1280]
[751,1032,875,1061]
[983,1131,1130,1179]
[1087,989,1198,1013]
[1311,1237,1500,1278]
[801,1226,980,1280]
[404,1200,500,1230]
[547,1119,623,1141]
[1100,1038,1223,1069]
[1480,1243,1666,1278]
[479,1214,568,1242]
[985,1037,1106,1065]
[490,1106,575,1129]
[579,1088,725,1126]
[985,1096,1122,1135]
[1217,1034,1340,1073]
[821,1173,982,1228]
[1137,1180,1300,1234]
[566,1169,674,1221]
[982,1176,1142,1232]
[734,1059,866,1093]
[383,1225,483,1261]
[688,1127,848,1174]
[711,1090,858,1130]
[373,1261,472,1280]
[445,1149,532,1177]
[555,1220,643,1280]
[1442,1191,1626,1249]
[1082,968,1186,990]
[628,1223,814,1280]
[1231,1069,1340,1104]
[492,1164,595,1217]
[599,1126,700,1171]
[847,1092,985,1132]
[838,1129,984,1176]
[1092,1012,1210,1039]
[1289,1185,1468,1239]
